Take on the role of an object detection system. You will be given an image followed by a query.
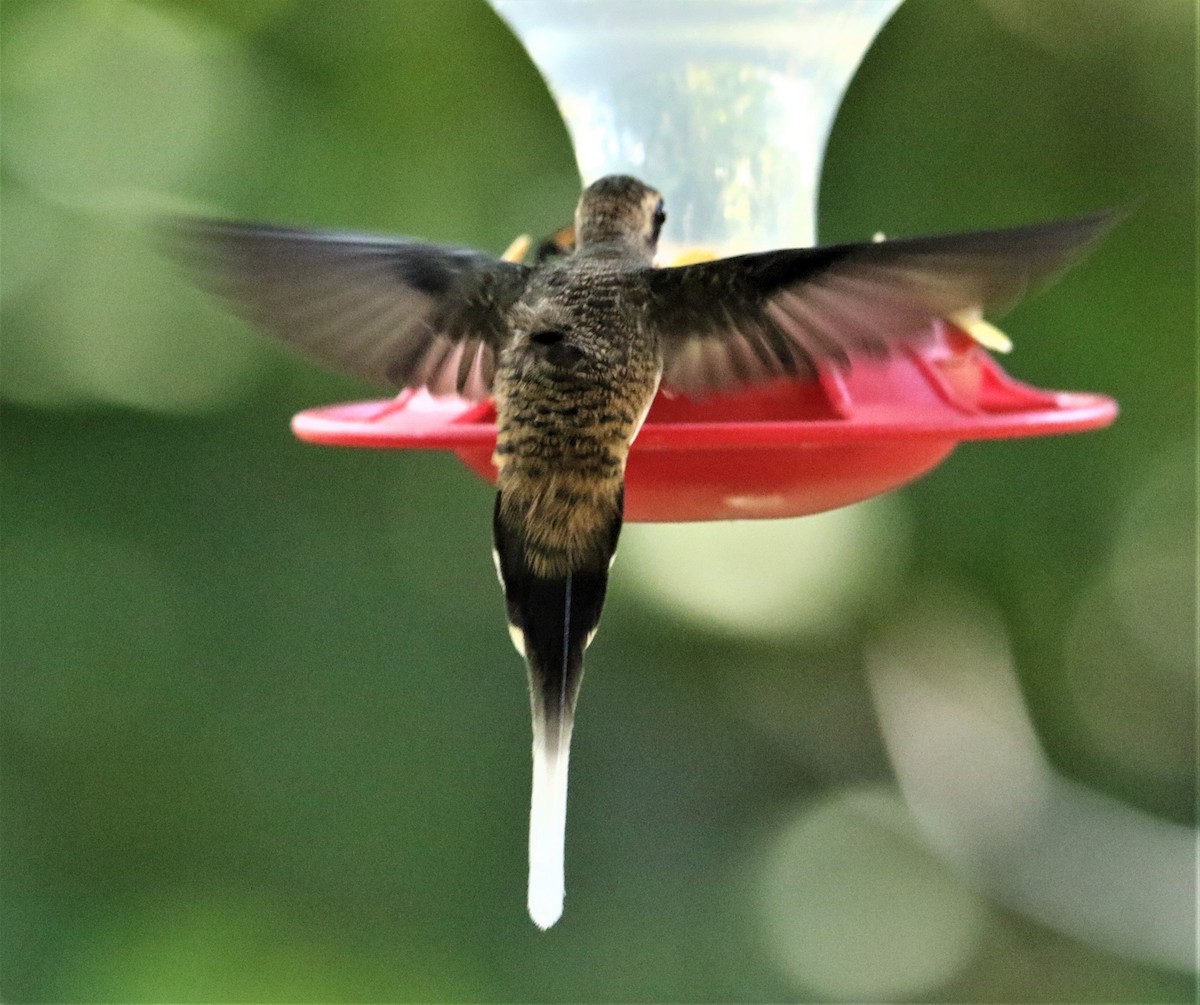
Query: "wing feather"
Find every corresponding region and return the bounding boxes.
[161,219,531,399]
[648,211,1117,398]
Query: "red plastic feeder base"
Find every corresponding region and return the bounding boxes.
[291,325,1117,522]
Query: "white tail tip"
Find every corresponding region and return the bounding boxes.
[528,718,572,929]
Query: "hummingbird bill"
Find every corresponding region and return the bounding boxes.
[164,175,1114,928]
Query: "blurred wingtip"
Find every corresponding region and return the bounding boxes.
[147,210,232,269]
[1049,205,1127,249]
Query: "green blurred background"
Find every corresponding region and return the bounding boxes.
[1,0,1194,1001]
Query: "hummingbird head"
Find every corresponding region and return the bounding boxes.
[574,175,666,263]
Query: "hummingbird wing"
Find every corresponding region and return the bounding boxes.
[645,211,1116,398]
[162,219,531,400]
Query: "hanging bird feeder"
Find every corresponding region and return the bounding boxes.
[288,0,1116,522]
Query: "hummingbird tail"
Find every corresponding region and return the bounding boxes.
[492,492,621,928]
[528,700,572,929]
[518,567,605,929]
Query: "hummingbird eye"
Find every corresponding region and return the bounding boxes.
[650,199,667,243]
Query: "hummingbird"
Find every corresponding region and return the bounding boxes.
[165,174,1113,928]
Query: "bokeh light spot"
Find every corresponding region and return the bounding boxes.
[618,494,910,638]
[4,216,275,412]
[3,0,232,205]
[754,785,988,1001]
[871,586,1195,973]
[1107,443,1194,672]
[1064,442,1195,786]
[50,891,477,1003]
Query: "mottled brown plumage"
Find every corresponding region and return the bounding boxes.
[162,174,1116,928]
[493,177,665,578]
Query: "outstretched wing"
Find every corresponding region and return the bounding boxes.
[645,211,1117,398]
[163,219,532,400]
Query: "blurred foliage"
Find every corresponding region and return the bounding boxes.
[0,0,1194,1002]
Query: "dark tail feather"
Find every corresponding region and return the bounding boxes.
[492,492,620,928]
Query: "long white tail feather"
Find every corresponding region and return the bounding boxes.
[528,713,573,929]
